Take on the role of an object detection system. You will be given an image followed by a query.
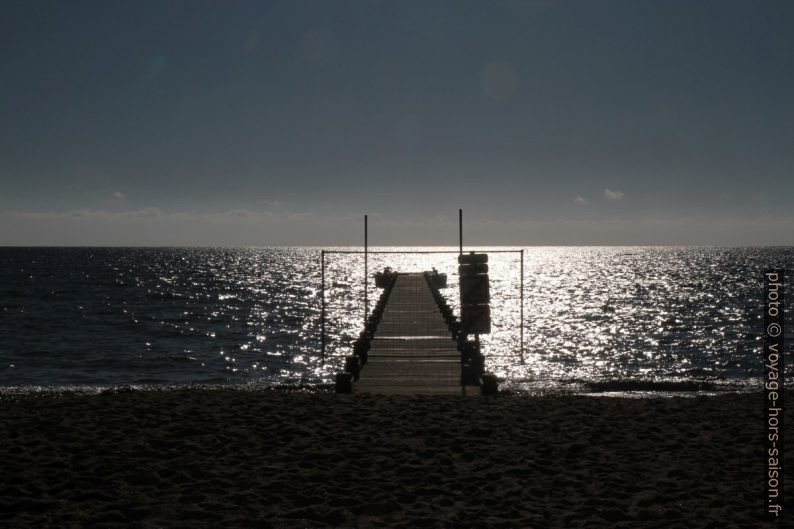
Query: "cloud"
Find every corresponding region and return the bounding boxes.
[0,208,308,246]
[574,195,587,205]
[110,191,126,200]
[604,188,624,201]
[2,208,794,246]
[464,215,794,246]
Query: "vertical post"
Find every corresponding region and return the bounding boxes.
[364,214,368,327]
[520,248,525,365]
[458,209,463,255]
[321,249,326,365]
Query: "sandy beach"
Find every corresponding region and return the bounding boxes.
[0,388,788,528]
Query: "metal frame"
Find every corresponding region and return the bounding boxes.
[364,215,368,328]
[320,248,525,365]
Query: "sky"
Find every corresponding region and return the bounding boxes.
[1,0,792,245]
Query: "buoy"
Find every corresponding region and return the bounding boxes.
[458,252,488,265]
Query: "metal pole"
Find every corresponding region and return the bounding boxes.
[458,209,463,255]
[520,248,525,365]
[364,214,368,327]
[321,249,326,365]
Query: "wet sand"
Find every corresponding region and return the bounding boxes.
[0,388,788,528]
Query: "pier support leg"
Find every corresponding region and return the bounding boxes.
[335,372,352,393]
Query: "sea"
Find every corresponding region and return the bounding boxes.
[1,246,791,394]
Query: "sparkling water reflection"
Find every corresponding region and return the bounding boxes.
[0,247,791,390]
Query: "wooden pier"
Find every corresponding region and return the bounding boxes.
[325,213,516,396]
[352,273,472,395]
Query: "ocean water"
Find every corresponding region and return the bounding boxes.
[0,247,791,392]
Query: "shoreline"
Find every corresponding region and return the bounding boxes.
[2,388,790,527]
[0,376,781,399]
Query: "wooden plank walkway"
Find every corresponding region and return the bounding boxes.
[354,273,466,395]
